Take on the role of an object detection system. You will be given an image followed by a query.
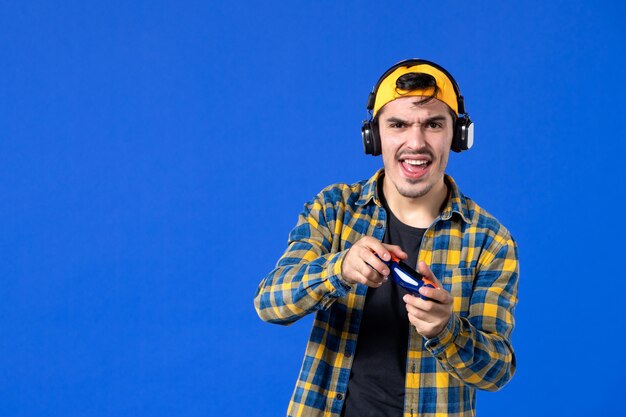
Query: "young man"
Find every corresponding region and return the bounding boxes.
[254,59,519,417]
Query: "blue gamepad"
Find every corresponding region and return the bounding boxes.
[378,254,436,300]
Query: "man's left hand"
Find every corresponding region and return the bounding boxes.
[403,261,454,339]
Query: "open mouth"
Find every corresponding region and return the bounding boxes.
[400,157,431,176]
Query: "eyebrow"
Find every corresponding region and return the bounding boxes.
[383,115,449,124]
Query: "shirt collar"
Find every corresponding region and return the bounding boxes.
[441,175,472,224]
[355,168,384,207]
[356,169,472,225]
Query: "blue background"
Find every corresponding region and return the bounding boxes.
[1,1,624,416]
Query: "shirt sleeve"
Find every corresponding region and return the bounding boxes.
[424,235,519,391]
[253,192,352,325]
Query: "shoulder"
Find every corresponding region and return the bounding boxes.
[314,179,369,205]
[466,197,513,239]
[306,171,380,210]
[451,182,517,252]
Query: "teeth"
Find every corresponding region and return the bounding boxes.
[404,160,428,166]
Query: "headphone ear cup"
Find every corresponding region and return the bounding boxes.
[361,121,382,156]
[451,116,474,153]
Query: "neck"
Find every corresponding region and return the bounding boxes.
[382,176,448,229]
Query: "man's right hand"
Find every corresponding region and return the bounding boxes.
[341,236,407,288]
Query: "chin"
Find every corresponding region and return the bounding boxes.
[395,183,433,199]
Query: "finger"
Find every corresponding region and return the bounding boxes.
[403,293,436,312]
[358,260,385,284]
[362,249,391,276]
[404,297,435,321]
[366,274,388,288]
[404,301,424,319]
[404,290,449,313]
[355,253,388,285]
[342,238,381,284]
[363,239,394,262]
[382,244,408,261]
[342,256,380,287]
[418,285,452,304]
[402,293,420,309]
[427,290,454,307]
[404,294,449,320]
[355,270,387,288]
[417,261,443,289]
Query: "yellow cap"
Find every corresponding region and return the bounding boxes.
[373,63,459,116]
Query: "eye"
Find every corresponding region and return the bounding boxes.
[426,121,443,129]
[389,121,406,128]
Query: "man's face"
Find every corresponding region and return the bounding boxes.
[378,96,455,200]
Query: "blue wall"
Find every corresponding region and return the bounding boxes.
[1,1,624,416]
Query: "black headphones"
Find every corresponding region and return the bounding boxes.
[361,59,474,155]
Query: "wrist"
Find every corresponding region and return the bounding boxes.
[424,313,459,356]
[423,318,450,339]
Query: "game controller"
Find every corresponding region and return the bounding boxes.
[377,254,438,300]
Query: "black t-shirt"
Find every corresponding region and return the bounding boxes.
[341,185,426,417]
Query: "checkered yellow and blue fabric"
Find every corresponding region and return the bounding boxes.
[254,170,519,417]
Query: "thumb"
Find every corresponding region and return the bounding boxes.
[417,261,442,289]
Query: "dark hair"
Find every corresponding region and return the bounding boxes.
[395,72,439,105]
[374,72,456,123]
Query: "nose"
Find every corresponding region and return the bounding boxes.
[404,124,427,150]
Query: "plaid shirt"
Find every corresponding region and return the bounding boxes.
[254,170,519,417]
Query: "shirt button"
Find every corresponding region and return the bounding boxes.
[336,393,344,401]
[345,351,352,358]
